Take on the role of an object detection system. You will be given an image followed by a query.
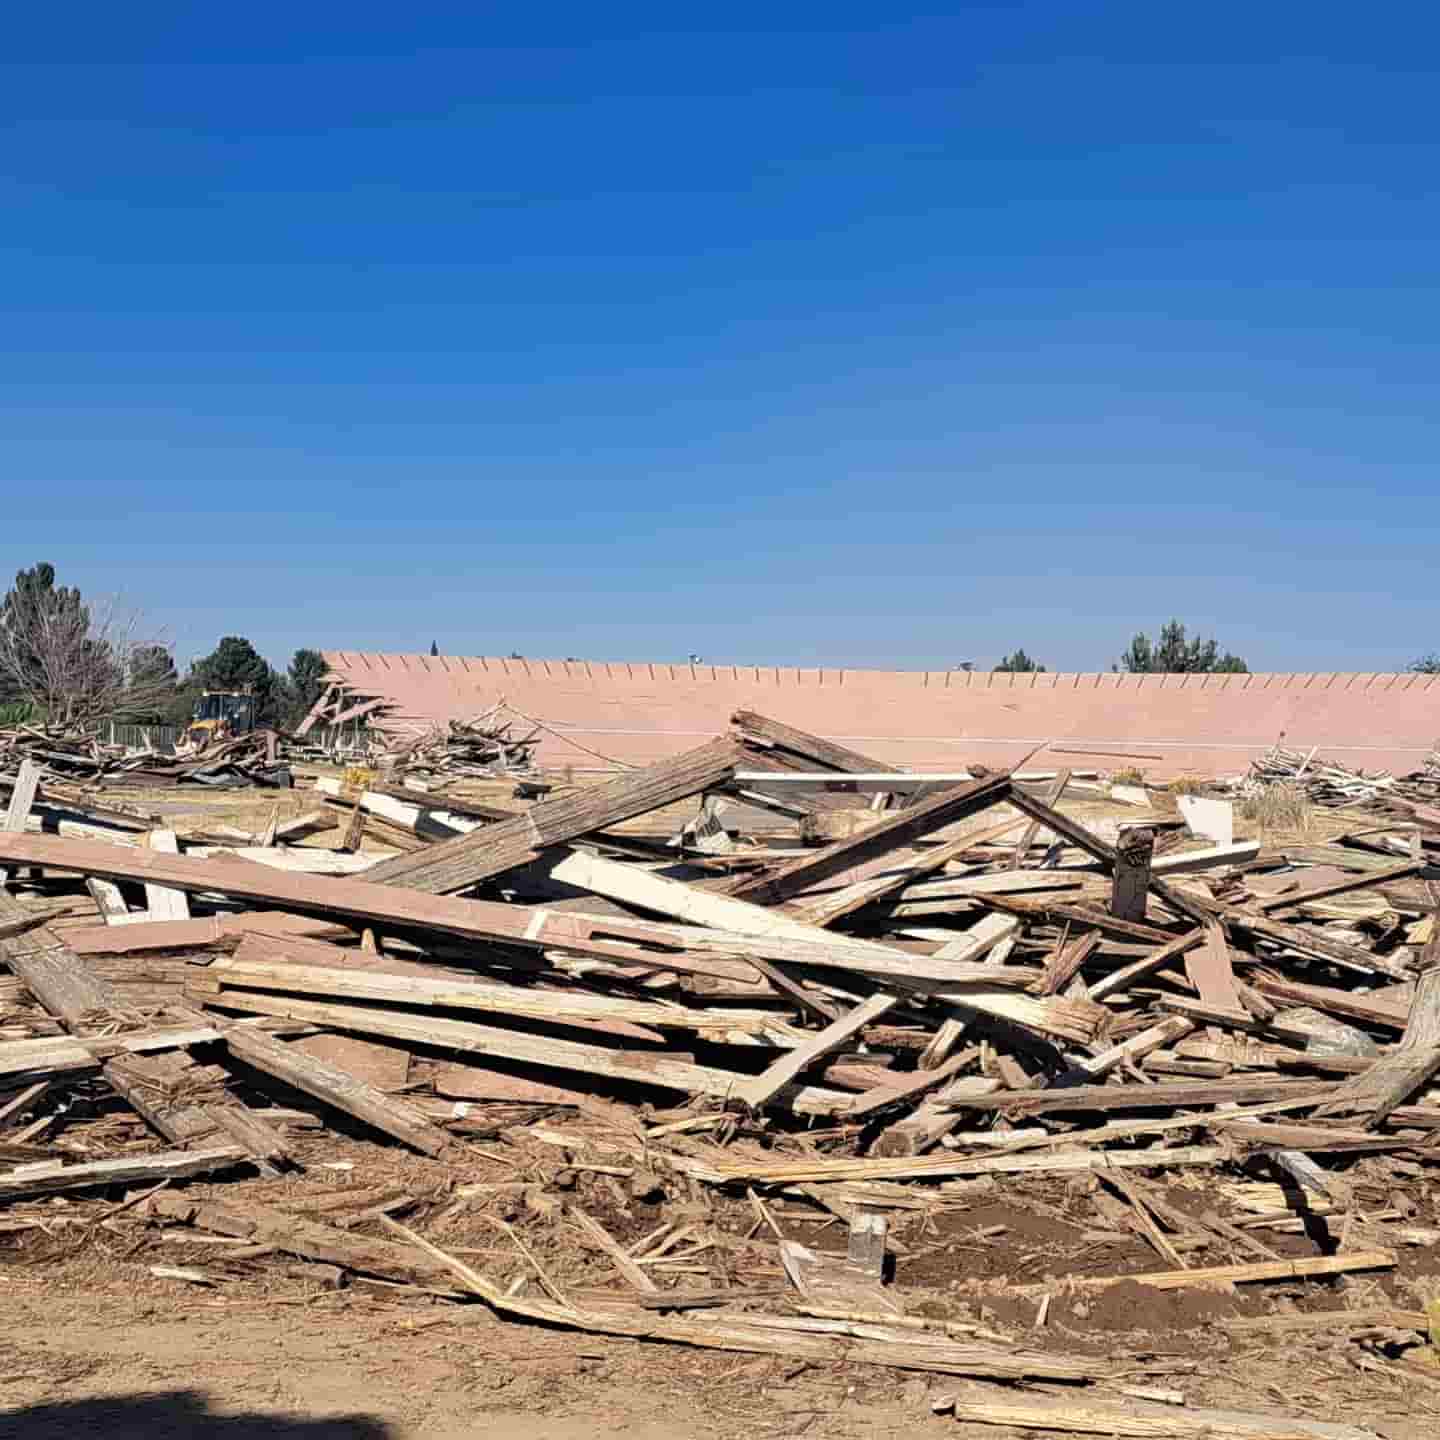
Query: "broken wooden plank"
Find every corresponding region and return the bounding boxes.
[187,846,381,875]
[1257,861,1422,913]
[1186,919,1245,1015]
[143,829,191,921]
[362,736,743,893]
[946,1075,1326,1117]
[1078,1016,1196,1079]
[725,774,1015,907]
[0,1144,246,1199]
[729,992,897,1110]
[1038,930,1100,997]
[196,989,855,1117]
[568,1204,660,1293]
[1247,975,1411,1031]
[150,1192,465,1292]
[1004,791,1212,926]
[685,1142,1227,1187]
[1314,954,1440,1126]
[790,815,1030,928]
[1009,769,1071,871]
[845,1049,976,1119]
[193,950,793,1038]
[222,1025,450,1156]
[938,1391,1383,1440]
[1151,840,1261,874]
[84,877,130,922]
[0,1020,231,1082]
[0,758,42,886]
[1009,1250,1394,1295]
[0,1080,50,1128]
[0,893,283,1162]
[1219,1307,1432,1335]
[0,889,117,1019]
[0,831,1050,993]
[1216,905,1410,981]
[542,846,862,943]
[64,911,351,956]
[314,777,477,842]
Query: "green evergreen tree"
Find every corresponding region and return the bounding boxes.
[994,649,1046,673]
[285,647,328,727]
[1117,620,1248,674]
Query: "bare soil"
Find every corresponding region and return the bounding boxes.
[3,1145,1438,1440]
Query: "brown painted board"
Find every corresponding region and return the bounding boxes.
[293,1033,411,1092]
[1185,920,1245,1015]
[64,911,352,956]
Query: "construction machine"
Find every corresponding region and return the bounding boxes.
[186,690,257,746]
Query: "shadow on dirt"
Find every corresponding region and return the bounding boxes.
[0,1388,394,1439]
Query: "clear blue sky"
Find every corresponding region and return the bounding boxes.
[3,3,1437,675]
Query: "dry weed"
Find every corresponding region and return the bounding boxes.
[1168,775,1207,796]
[1240,781,1312,834]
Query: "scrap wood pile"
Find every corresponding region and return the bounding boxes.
[375,706,542,781]
[0,722,291,789]
[296,678,541,776]
[1,710,1439,1437]
[1243,740,1440,813]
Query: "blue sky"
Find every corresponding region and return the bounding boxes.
[3,3,1437,674]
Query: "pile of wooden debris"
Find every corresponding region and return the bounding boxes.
[297,681,541,778]
[1,710,1437,1440]
[1,723,291,789]
[1242,741,1440,817]
[375,709,541,781]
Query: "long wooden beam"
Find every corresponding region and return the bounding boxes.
[197,950,795,1037]
[725,774,1014,907]
[730,710,891,773]
[0,832,1046,991]
[728,992,897,1110]
[223,1025,450,1156]
[0,1146,248,1200]
[64,911,350,956]
[196,989,855,1117]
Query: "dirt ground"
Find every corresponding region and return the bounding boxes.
[4,1156,1438,1440]
[3,1263,1437,1440]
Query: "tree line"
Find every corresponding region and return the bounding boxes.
[999,619,1435,675]
[0,562,327,731]
[3,564,1436,729]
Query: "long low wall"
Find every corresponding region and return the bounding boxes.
[320,652,1440,778]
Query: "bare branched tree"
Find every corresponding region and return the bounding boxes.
[0,567,176,732]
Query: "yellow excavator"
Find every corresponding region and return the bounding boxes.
[186,690,257,747]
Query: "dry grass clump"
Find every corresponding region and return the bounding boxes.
[1240,781,1313,835]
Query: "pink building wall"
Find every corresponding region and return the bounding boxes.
[321,652,1440,778]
